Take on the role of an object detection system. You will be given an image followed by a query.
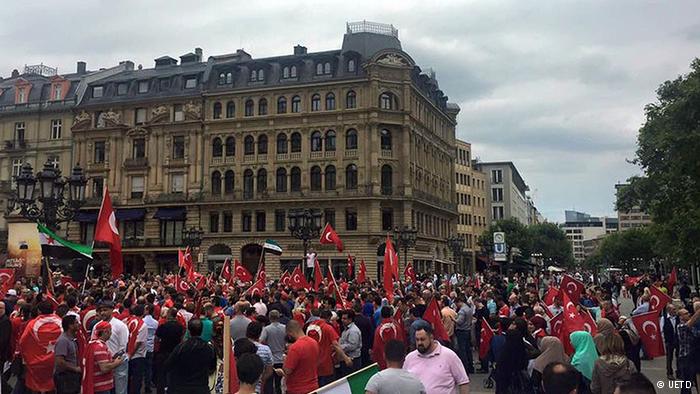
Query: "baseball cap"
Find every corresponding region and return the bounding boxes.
[6,289,17,297]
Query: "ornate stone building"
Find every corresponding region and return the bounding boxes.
[69,22,460,279]
[455,140,489,272]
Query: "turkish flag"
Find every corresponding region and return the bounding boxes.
[393,307,407,344]
[125,316,145,357]
[60,275,79,290]
[234,259,253,282]
[649,285,672,312]
[290,265,310,290]
[0,268,16,296]
[668,267,677,293]
[179,247,195,281]
[561,275,585,305]
[256,261,266,283]
[94,187,123,279]
[319,223,344,252]
[347,254,354,278]
[358,259,367,283]
[194,273,208,291]
[19,314,63,392]
[383,234,399,302]
[423,298,449,342]
[479,318,495,360]
[244,277,266,297]
[562,291,585,332]
[220,258,233,282]
[540,302,554,319]
[543,286,560,306]
[580,309,598,337]
[632,310,665,358]
[313,258,323,291]
[175,275,191,293]
[280,270,291,287]
[625,275,644,288]
[404,262,417,284]
[549,312,573,354]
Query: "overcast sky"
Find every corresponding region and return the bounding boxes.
[3,0,699,222]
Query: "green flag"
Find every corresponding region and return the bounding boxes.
[313,364,379,393]
[37,224,93,260]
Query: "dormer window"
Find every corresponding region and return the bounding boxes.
[347,59,356,73]
[324,62,331,75]
[218,72,232,85]
[250,69,264,82]
[316,62,331,75]
[185,77,197,89]
[138,81,149,93]
[290,66,297,78]
[92,86,103,98]
[53,85,62,100]
[283,66,298,79]
[17,88,26,103]
[117,83,128,95]
[316,63,323,75]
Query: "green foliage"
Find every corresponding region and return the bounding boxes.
[618,58,700,267]
[478,219,573,266]
[590,228,660,271]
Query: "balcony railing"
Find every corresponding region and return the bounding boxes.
[211,156,223,165]
[289,152,302,160]
[381,149,393,158]
[324,150,336,158]
[344,149,358,158]
[124,157,149,168]
[4,139,27,150]
[310,151,323,159]
[276,153,288,161]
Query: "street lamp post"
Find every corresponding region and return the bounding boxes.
[182,226,204,249]
[288,208,323,278]
[394,225,417,275]
[8,161,88,230]
[447,235,465,274]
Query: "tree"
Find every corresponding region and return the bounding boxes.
[478,218,532,260]
[617,58,700,268]
[528,222,574,267]
[591,228,660,273]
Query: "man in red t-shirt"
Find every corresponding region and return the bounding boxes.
[275,320,319,394]
[306,309,352,386]
[84,321,125,394]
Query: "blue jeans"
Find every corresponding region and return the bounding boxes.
[145,352,154,391]
[456,329,474,372]
[129,357,146,394]
[114,358,129,394]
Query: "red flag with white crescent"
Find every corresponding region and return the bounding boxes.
[280,270,291,286]
[479,318,495,360]
[220,258,232,282]
[560,274,585,305]
[19,314,63,392]
[580,309,597,337]
[313,258,323,291]
[319,223,344,252]
[256,261,266,283]
[0,268,15,296]
[94,187,122,279]
[543,286,560,306]
[290,265,310,290]
[632,310,665,358]
[649,285,672,312]
[404,262,417,284]
[347,254,354,278]
[358,259,367,283]
[423,298,449,342]
[175,275,191,293]
[244,277,266,297]
[233,259,253,282]
[383,234,398,302]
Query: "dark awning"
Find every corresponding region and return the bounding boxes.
[116,208,146,221]
[75,210,98,222]
[153,207,187,220]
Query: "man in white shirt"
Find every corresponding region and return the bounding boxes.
[129,304,150,394]
[97,301,129,394]
[143,304,159,393]
[253,294,268,317]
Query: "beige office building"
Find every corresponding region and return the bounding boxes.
[454,140,488,272]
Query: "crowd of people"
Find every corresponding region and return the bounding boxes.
[0,266,698,394]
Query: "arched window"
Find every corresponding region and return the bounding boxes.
[244,135,255,155]
[316,63,323,75]
[258,134,268,154]
[258,98,268,115]
[311,94,321,111]
[243,169,254,199]
[276,168,287,192]
[224,170,234,194]
[310,166,322,191]
[381,165,393,195]
[277,97,287,114]
[380,129,392,150]
[346,90,356,109]
[346,164,358,190]
[290,66,297,78]
[325,93,336,110]
[212,137,223,157]
[211,171,221,195]
[250,70,257,81]
[218,73,226,85]
[324,62,331,75]
[213,102,222,119]
[258,69,265,81]
[347,59,355,73]
[283,67,289,79]
[290,167,301,191]
[291,95,301,113]
[379,92,397,110]
[325,165,336,190]
[226,72,233,84]
[345,129,358,150]
[244,99,254,116]
[276,133,288,154]
[257,169,267,193]
[290,132,302,153]
[325,130,336,151]
[226,101,235,118]
[225,137,235,156]
[310,131,322,152]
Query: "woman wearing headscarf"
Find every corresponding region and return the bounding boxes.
[593,318,615,354]
[570,331,598,388]
[531,337,568,394]
[617,316,641,372]
[511,317,540,359]
[494,329,532,394]
[590,333,636,394]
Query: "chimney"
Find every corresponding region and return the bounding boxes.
[195,48,203,61]
[77,61,87,75]
[11,69,20,78]
[294,45,307,55]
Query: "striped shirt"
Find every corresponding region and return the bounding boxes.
[92,340,114,392]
